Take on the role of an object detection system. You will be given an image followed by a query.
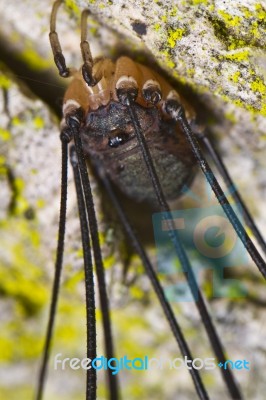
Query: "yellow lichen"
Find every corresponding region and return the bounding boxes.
[21,47,50,70]
[0,238,47,317]
[241,7,253,19]
[187,68,195,77]
[89,26,98,35]
[225,112,237,124]
[223,50,250,62]
[130,285,145,300]
[104,254,117,269]
[166,59,176,69]
[249,21,260,39]
[251,78,266,95]
[0,74,11,89]
[36,198,46,208]
[167,28,185,48]
[0,129,11,141]
[33,116,44,129]
[255,3,266,19]
[218,10,241,27]
[169,7,178,17]
[14,177,25,193]
[260,103,266,115]
[6,177,33,217]
[65,0,80,14]
[154,22,161,31]
[230,71,241,83]
[64,270,84,291]
[191,0,209,5]
[218,90,266,117]
[12,116,21,126]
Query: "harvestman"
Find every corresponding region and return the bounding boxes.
[35,1,266,399]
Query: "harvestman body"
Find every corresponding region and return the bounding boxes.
[62,56,196,203]
[36,1,266,400]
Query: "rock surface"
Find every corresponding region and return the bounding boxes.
[0,1,266,399]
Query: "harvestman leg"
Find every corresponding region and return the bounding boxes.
[47,2,266,399]
[119,85,266,394]
[68,105,210,400]
[99,170,210,400]
[106,53,243,397]
[38,3,118,400]
[119,91,243,400]
[51,3,245,399]
[67,108,119,400]
[49,4,210,399]
[35,135,69,400]
[164,100,266,278]
[197,132,266,256]
[49,0,72,78]
[69,140,97,400]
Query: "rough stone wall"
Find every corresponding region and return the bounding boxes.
[0,1,266,399]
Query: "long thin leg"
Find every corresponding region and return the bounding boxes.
[198,132,266,256]
[117,92,242,400]
[50,2,102,85]
[35,133,69,400]
[70,145,97,400]
[165,100,266,279]
[100,170,209,400]
[80,10,101,86]
[66,110,119,400]
[49,0,75,78]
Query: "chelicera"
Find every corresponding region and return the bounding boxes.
[36,1,266,400]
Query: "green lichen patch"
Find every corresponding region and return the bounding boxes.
[220,49,250,62]
[191,0,210,5]
[229,71,241,84]
[20,45,51,71]
[65,0,80,14]
[208,3,266,50]
[0,74,11,89]
[251,77,266,95]
[33,116,45,130]
[167,28,186,48]
[218,10,241,28]
[0,128,11,141]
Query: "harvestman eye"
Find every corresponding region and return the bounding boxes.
[35,1,266,400]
